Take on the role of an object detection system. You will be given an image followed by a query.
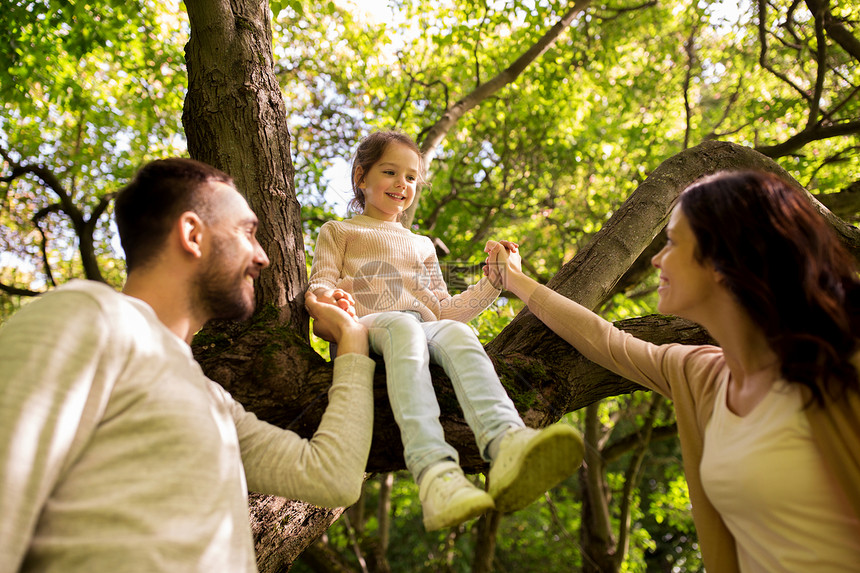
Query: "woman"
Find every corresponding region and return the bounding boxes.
[488,170,860,572]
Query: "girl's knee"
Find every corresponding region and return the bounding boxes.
[432,320,480,346]
[367,312,427,354]
[374,312,423,335]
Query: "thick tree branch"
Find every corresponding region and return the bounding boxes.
[0,281,42,297]
[583,403,614,553]
[806,0,860,61]
[1,153,106,283]
[805,0,827,130]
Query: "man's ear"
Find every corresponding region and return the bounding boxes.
[177,211,205,259]
[354,166,365,189]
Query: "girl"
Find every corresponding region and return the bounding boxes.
[308,131,583,531]
[488,170,860,571]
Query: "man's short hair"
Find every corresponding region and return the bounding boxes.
[114,158,234,272]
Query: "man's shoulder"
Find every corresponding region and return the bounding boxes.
[35,280,154,332]
[46,279,129,313]
[57,278,121,298]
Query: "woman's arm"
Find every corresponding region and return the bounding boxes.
[488,244,684,397]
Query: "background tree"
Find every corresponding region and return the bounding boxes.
[2,0,858,571]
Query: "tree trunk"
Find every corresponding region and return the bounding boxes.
[182,1,332,568]
[370,473,394,573]
[580,403,616,573]
[472,510,502,573]
[250,493,346,573]
[183,0,307,332]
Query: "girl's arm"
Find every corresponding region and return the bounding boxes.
[434,239,521,322]
[430,251,499,323]
[308,222,356,328]
[308,222,347,297]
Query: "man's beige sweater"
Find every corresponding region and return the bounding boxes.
[0,280,376,572]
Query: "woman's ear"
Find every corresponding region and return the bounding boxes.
[177,211,205,259]
[711,264,727,287]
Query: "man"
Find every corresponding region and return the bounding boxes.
[0,158,373,572]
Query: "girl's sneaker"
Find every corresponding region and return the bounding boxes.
[418,460,495,531]
[487,424,584,513]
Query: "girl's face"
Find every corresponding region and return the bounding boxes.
[357,142,420,222]
[651,205,722,322]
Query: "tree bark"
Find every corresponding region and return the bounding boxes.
[472,510,502,573]
[372,473,393,573]
[250,493,346,573]
[183,0,307,332]
[580,403,616,573]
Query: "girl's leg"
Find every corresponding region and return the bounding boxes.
[362,312,494,531]
[424,320,584,513]
[360,312,458,480]
[422,320,524,459]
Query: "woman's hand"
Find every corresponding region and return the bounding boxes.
[484,240,522,290]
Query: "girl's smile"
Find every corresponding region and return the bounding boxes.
[356,142,420,222]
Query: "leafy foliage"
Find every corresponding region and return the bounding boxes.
[1,0,858,569]
[0,0,188,311]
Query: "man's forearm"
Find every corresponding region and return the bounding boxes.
[333,324,369,356]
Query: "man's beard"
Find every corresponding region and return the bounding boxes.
[193,235,255,321]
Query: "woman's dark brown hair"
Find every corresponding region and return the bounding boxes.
[680,170,860,404]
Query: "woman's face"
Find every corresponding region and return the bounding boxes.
[651,205,721,321]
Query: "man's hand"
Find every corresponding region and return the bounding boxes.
[305,290,368,355]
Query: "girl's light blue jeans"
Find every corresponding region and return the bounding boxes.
[359,311,524,481]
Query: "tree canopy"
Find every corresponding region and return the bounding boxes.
[2,0,859,570]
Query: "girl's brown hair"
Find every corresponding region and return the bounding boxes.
[348,131,426,216]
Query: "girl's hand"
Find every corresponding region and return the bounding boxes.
[314,288,357,318]
[306,289,366,347]
[483,240,521,289]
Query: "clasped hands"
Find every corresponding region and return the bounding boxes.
[483,239,521,290]
[305,288,366,348]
